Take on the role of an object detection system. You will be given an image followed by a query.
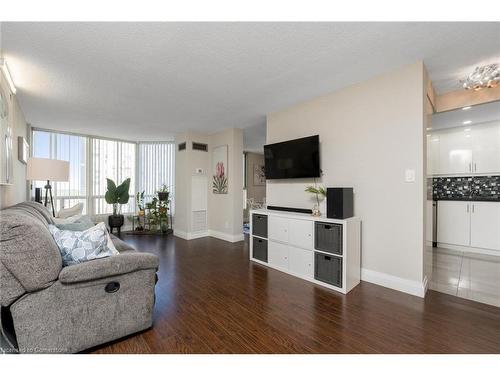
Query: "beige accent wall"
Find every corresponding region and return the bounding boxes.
[245,152,265,203]
[0,66,28,209]
[266,62,427,290]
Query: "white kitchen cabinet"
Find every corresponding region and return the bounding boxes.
[470,202,500,251]
[288,247,313,278]
[288,219,313,249]
[438,129,472,175]
[268,241,289,270]
[471,123,500,174]
[427,133,440,175]
[268,215,289,243]
[437,201,470,246]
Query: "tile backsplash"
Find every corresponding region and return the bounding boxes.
[433,176,500,201]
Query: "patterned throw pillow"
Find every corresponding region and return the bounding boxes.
[48,222,116,266]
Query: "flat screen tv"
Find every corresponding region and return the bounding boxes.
[264,135,320,179]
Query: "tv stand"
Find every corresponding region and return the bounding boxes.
[250,209,361,294]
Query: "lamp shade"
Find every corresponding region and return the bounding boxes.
[27,157,69,182]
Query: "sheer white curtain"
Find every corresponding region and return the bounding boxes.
[91,138,136,214]
[138,142,175,213]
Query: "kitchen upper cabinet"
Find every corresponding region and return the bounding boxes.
[471,123,500,174]
[470,202,500,251]
[438,129,472,175]
[427,133,440,175]
[429,122,500,176]
[437,201,470,246]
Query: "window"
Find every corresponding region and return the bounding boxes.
[32,130,87,213]
[31,130,172,217]
[91,138,136,215]
[138,142,175,213]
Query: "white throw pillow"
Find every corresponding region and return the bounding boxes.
[57,203,84,219]
[48,222,115,266]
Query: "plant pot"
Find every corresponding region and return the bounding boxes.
[108,214,124,228]
[158,192,169,202]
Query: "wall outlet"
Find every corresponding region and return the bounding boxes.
[405,169,416,183]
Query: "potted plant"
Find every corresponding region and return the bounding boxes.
[157,184,169,202]
[305,185,326,216]
[105,178,131,231]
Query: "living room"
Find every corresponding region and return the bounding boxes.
[1,1,500,373]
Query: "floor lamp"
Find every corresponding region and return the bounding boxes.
[27,157,70,217]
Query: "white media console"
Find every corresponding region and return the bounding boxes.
[249,209,361,294]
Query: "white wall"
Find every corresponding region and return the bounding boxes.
[0,56,28,209]
[174,128,244,243]
[266,62,427,296]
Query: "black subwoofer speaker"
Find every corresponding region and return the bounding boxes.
[326,188,353,219]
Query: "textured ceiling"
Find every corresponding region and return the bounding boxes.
[1,22,499,142]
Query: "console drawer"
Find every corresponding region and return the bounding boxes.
[252,213,268,238]
[315,222,343,255]
[314,252,342,288]
[252,237,268,262]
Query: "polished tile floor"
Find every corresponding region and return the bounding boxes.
[429,247,500,307]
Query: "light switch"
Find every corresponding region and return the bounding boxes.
[405,169,416,183]
[195,168,203,174]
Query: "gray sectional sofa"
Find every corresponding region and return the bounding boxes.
[0,202,159,353]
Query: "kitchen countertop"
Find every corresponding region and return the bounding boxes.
[433,197,500,202]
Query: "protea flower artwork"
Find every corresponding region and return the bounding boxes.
[213,161,228,194]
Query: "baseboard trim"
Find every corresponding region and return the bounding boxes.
[173,229,209,240]
[208,230,244,243]
[361,268,427,298]
[174,229,243,243]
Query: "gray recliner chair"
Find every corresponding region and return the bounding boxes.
[0,202,159,353]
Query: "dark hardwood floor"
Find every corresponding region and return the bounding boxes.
[92,234,500,354]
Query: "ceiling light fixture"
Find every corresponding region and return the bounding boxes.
[0,58,17,94]
[462,63,500,91]
[463,120,472,125]
[462,106,472,110]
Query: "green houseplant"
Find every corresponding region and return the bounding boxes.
[105,178,131,232]
[305,185,326,216]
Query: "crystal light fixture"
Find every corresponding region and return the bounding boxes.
[462,63,500,91]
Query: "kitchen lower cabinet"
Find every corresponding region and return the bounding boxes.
[437,201,471,246]
[470,202,500,251]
